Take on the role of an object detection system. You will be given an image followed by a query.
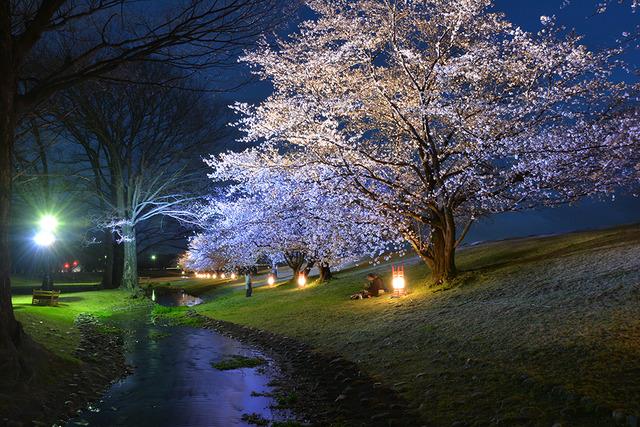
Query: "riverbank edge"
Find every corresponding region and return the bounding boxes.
[1,315,130,427]
[188,311,427,427]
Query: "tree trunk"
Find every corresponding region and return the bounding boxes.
[101,230,114,288]
[121,223,138,290]
[112,240,124,288]
[0,26,25,378]
[284,251,306,284]
[319,264,332,282]
[430,226,456,284]
[407,210,458,285]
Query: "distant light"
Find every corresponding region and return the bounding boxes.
[39,215,58,232]
[231,273,237,280]
[34,230,55,247]
[221,273,226,279]
[213,273,218,279]
[267,275,275,286]
[151,255,157,261]
[297,273,306,287]
[72,260,79,267]
[63,263,70,269]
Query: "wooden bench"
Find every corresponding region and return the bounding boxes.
[32,290,61,306]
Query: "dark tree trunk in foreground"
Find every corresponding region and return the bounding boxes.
[0,5,22,378]
[319,264,332,282]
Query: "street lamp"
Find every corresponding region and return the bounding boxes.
[34,214,58,290]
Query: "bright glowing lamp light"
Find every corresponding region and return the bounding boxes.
[297,273,307,287]
[267,275,275,286]
[231,273,237,280]
[392,276,405,290]
[221,273,226,279]
[213,273,218,279]
[34,230,56,247]
[39,215,58,231]
[391,264,406,296]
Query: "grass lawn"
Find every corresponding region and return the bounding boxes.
[194,224,640,425]
[11,289,149,361]
[143,275,242,296]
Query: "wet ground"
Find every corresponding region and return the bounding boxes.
[67,300,289,427]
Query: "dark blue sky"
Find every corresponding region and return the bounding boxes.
[217,0,640,243]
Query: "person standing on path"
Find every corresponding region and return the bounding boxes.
[245,269,253,297]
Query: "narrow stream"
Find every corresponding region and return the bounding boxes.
[67,295,289,426]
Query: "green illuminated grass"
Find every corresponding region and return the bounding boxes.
[11,289,150,361]
[193,224,640,425]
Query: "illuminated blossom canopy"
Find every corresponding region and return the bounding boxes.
[229,0,636,282]
[186,148,402,278]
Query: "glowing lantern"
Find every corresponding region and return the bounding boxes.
[231,273,237,280]
[206,273,211,279]
[151,289,156,302]
[392,264,406,296]
[297,272,307,287]
[213,273,218,279]
[72,260,79,267]
[221,273,226,279]
[63,262,70,269]
[267,274,275,286]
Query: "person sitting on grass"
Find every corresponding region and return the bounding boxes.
[351,273,386,299]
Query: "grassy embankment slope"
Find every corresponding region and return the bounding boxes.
[193,224,640,425]
[11,290,147,360]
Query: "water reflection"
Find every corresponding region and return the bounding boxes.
[67,320,287,426]
[154,290,203,307]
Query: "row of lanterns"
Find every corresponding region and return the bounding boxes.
[194,272,237,280]
[194,264,406,295]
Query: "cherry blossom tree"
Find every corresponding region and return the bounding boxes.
[232,0,634,283]
[190,147,400,281]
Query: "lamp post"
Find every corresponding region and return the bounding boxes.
[34,215,58,290]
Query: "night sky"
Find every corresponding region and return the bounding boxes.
[214,0,640,244]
